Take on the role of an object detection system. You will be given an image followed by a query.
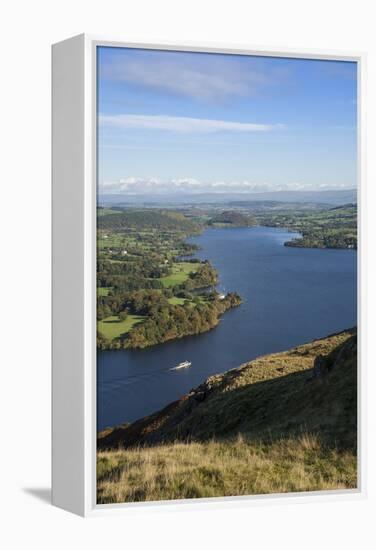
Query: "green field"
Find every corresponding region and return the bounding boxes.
[168,296,186,305]
[98,314,145,340]
[159,262,199,288]
[97,287,112,297]
[97,233,125,249]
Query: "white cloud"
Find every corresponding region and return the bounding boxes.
[99,114,282,133]
[100,52,280,101]
[99,177,353,196]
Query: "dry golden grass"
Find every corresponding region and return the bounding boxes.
[97,433,356,504]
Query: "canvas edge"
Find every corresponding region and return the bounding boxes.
[52,33,86,516]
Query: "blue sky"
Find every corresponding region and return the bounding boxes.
[97,46,357,196]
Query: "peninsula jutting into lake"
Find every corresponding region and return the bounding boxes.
[96,45,358,503]
[97,203,356,352]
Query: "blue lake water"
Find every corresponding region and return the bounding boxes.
[97,226,357,431]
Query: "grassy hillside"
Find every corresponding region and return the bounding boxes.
[98,209,200,233]
[98,435,355,503]
[97,329,357,503]
[209,210,256,227]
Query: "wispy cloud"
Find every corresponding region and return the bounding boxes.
[99,114,283,134]
[99,50,288,101]
[99,176,353,196]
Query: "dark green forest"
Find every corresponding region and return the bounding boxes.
[208,210,256,227]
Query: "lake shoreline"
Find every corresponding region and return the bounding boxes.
[98,326,357,442]
[98,226,356,431]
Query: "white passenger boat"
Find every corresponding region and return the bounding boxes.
[170,360,192,371]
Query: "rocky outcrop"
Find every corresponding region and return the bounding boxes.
[312,332,356,379]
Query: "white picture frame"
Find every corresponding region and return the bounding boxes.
[52,34,366,517]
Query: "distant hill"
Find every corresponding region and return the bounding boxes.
[227,200,332,211]
[97,209,200,233]
[209,210,256,226]
[329,203,357,211]
[97,329,357,503]
[99,189,357,207]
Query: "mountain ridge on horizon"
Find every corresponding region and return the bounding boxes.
[98,188,357,206]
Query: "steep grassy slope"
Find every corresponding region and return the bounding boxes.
[97,329,357,503]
